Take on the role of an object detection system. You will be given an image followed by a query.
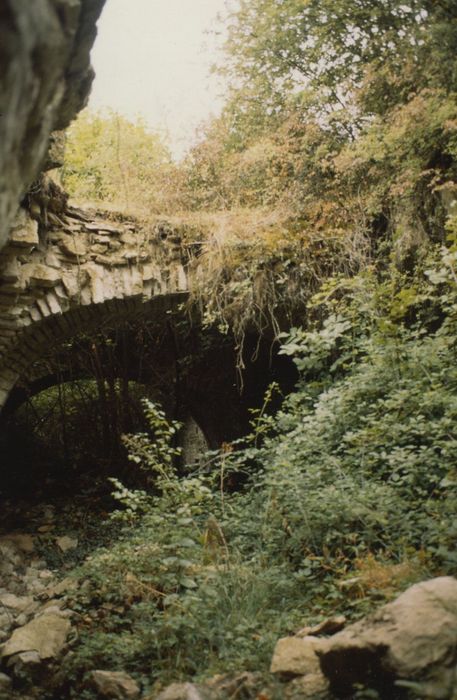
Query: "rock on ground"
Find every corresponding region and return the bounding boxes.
[284,673,331,700]
[153,683,208,700]
[296,615,346,638]
[270,635,325,677]
[1,613,71,661]
[318,576,457,697]
[88,670,140,699]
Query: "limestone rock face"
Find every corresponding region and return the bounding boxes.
[0,0,105,250]
[318,576,457,697]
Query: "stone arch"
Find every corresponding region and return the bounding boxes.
[0,293,188,411]
[0,207,189,409]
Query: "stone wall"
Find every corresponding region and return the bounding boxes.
[0,207,189,409]
[0,0,106,250]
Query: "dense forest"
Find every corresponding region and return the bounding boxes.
[1,1,457,699]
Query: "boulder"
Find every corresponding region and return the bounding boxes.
[153,683,207,700]
[318,576,457,697]
[88,670,140,699]
[270,635,324,677]
[284,672,331,700]
[1,613,71,661]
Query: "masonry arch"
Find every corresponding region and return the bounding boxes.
[0,206,189,411]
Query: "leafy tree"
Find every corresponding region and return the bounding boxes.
[220,0,457,131]
[62,109,184,214]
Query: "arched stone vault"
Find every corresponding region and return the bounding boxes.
[0,206,189,409]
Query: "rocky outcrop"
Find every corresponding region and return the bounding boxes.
[318,576,457,698]
[0,0,106,250]
[269,576,457,700]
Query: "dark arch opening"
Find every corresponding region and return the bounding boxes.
[0,305,298,526]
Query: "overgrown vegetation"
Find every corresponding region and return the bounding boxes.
[11,1,457,697]
[178,0,457,346]
[62,110,184,215]
[58,242,456,697]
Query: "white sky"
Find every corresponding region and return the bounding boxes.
[89,0,229,159]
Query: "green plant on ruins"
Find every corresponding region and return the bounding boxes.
[61,243,456,698]
[108,399,182,521]
[54,3,457,697]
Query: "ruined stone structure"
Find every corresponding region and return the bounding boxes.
[0,207,189,410]
[0,1,286,452]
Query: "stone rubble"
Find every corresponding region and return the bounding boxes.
[0,521,76,693]
[0,494,456,700]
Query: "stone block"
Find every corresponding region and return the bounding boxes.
[58,235,87,258]
[271,636,324,677]
[9,212,39,249]
[28,264,60,288]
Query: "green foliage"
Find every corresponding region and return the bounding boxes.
[180,0,457,269]
[109,400,182,521]
[62,109,184,214]
[279,315,352,373]
[122,399,182,482]
[62,250,457,696]
[219,0,457,132]
[54,2,457,696]
[66,453,302,694]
